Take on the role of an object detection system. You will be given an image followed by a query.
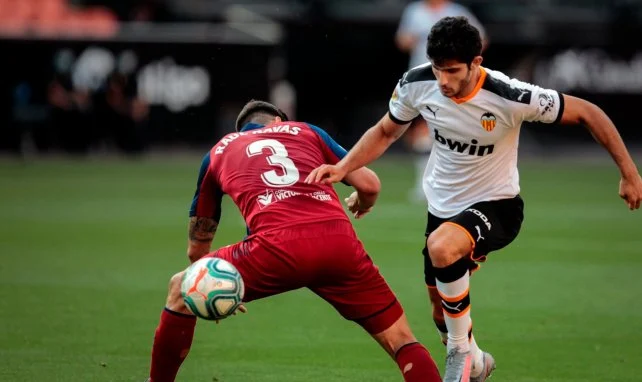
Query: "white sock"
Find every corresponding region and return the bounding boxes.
[436,272,471,353]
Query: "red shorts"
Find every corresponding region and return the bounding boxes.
[205,219,402,334]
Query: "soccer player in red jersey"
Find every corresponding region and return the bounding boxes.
[147,100,442,382]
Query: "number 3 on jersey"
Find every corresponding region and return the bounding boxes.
[246,139,300,187]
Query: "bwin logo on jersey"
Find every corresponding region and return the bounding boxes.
[480,112,497,132]
[434,129,494,156]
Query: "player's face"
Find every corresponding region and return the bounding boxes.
[431,60,474,98]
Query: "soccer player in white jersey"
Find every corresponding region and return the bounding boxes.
[307,16,642,382]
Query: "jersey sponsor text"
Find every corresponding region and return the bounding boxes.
[434,129,494,157]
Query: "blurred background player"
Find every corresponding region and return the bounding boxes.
[308,16,642,382]
[396,0,487,202]
[100,50,149,154]
[47,49,93,154]
[147,100,442,382]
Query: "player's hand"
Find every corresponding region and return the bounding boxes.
[619,173,642,210]
[215,304,247,324]
[305,164,347,185]
[344,191,373,219]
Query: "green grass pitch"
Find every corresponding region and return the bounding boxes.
[0,155,641,381]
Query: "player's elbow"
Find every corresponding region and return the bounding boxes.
[187,251,201,264]
[395,33,416,53]
[582,101,606,125]
[187,241,211,263]
[361,178,381,196]
[355,168,381,196]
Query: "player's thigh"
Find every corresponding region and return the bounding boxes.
[421,196,524,284]
[449,195,525,262]
[206,238,304,303]
[310,235,403,335]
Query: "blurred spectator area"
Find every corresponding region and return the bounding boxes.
[165,0,642,45]
[2,0,642,45]
[0,0,118,37]
[74,1,172,22]
[2,0,642,155]
[167,0,642,45]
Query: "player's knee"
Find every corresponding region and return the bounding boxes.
[426,233,459,267]
[428,224,474,267]
[165,272,187,312]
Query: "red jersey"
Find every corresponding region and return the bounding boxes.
[190,121,351,234]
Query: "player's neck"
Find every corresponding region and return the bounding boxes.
[454,66,482,101]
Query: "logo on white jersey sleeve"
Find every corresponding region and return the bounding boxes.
[537,92,556,118]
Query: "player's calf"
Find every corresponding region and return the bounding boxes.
[148,271,197,382]
[371,312,417,357]
[428,286,448,345]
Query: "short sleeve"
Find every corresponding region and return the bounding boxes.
[522,86,565,124]
[388,75,420,124]
[189,152,223,221]
[307,124,347,164]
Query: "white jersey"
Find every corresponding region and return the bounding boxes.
[389,64,564,217]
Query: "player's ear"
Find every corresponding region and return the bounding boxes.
[274,116,282,123]
[472,56,483,68]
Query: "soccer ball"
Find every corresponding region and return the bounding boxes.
[181,257,245,320]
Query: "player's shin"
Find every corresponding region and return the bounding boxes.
[149,308,197,382]
[434,259,472,352]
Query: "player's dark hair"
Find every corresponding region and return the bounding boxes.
[427,16,482,67]
[235,100,289,131]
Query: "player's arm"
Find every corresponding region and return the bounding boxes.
[310,114,409,184]
[187,216,218,263]
[306,123,382,218]
[306,77,418,184]
[560,94,642,210]
[343,167,381,219]
[188,153,223,262]
[395,6,418,53]
[343,113,410,171]
[396,33,418,53]
[306,114,411,184]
